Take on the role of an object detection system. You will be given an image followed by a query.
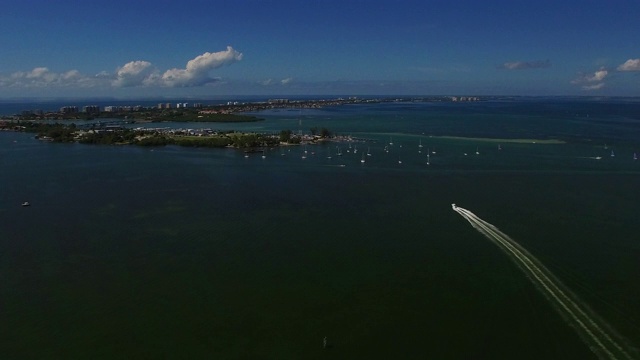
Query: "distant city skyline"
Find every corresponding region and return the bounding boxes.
[1,0,639,98]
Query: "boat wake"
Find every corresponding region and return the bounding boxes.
[451,204,636,360]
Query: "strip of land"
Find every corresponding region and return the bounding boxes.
[432,136,565,144]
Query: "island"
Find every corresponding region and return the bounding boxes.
[0,96,483,149]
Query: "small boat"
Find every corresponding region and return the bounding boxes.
[498,144,502,151]
[475,147,480,155]
[634,153,638,160]
[261,150,266,159]
[22,202,30,207]
[611,150,615,157]
[419,139,423,148]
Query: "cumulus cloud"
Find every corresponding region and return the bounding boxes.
[0,46,243,90]
[112,60,157,87]
[571,67,608,90]
[499,59,551,70]
[259,79,273,86]
[281,77,293,85]
[0,67,101,88]
[617,58,640,71]
[161,46,243,87]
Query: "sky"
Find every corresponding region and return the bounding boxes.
[1,0,639,98]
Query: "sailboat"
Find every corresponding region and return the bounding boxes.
[475,147,480,155]
[498,144,502,151]
[367,147,372,156]
[419,139,423,148]
[389,137,393,146]
[611,150,615,157]
[261,150,266,159]
[361,152,365,163]
[327,147,332,159]
[426,153,430,165]
[634,153,638,161]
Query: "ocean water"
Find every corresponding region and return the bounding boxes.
[1,98,639,359]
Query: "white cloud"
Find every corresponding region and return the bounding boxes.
[582,83,605,91]
[617,58,640,71]
[0,46,243,90]
[590,69,608,82]
[0,67,101,88]
[161,46,243,87]
[112,60,157,87]
[281,77,293,85]
[571,67,608,90]
[571,68,608,84]
[259,79,273,86]
[499,60,551,70]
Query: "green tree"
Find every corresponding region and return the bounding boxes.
[279,129,292,143]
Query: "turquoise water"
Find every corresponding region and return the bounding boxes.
[1,99,639,358]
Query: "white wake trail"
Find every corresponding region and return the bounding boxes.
[451,204,636,360]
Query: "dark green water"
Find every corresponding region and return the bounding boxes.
[1,99,639,359]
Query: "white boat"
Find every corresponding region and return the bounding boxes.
[419,139,423,148]
[611,150,615,157]
[22,202,30,207]
[262,150,266,159]
[634,153,638,160]
[475,147,480,155]
[367,147,371,156]
[360,152,365,163]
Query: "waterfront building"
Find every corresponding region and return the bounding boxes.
[60,106,78,114]
[83,105,100,114]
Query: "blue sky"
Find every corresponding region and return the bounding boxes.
[1,0,639,98]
